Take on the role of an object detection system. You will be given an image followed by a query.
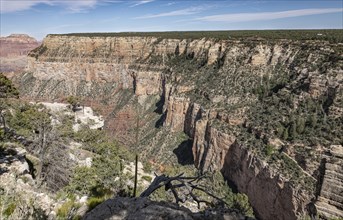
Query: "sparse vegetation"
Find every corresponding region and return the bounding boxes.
[0,73,19,99]
[66,96,81,112]
[49,29,343,43]
[0,73,19,131]
[56,199,80,219]
[142,175,152,182]
[2,202,16,217]
[87,196,107,211]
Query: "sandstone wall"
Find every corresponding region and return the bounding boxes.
[315,145,343,219]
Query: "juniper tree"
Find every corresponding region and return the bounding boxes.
[0,73,19,131]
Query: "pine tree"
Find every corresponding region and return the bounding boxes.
[276,123,284,137]
[282,127,289,140]
[0,73,19,131]
[308,114,318,128]
[296,117,306,134]
[289,122,297,140]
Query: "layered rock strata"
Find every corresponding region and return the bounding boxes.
[0,34,40,72]
[315,145,343,219]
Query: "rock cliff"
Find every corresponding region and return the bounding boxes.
[15,32,343,219]
[315,145,343,218]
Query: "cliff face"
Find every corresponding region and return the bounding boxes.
[315,145,343,218]
[17,34,343,220]
[188,111,314,220]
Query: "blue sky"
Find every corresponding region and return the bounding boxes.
[1,0,342,40]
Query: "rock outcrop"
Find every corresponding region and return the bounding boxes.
[83,197,250,220]
[14,33,343,220]
[189,113,314,219]
[0,145,57,219]
[315,145,343,219]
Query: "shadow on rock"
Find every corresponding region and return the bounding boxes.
[173,139,194,165]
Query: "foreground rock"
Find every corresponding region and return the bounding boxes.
[83,197,251,220]
[39,102,104,131]
[0,144,57,219]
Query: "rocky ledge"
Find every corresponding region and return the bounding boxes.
[83,197,253,220]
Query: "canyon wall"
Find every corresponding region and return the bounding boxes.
[315,145,343,218]
[16,34,343,219]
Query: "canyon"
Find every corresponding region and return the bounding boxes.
[9,32,343,219]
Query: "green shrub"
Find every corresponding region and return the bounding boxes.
[0,73,19,98]
[142,175,152,182]
[149,186,170,202]
[276,124,284,137]
[56,200,72,218]
[66,96,81,112]
[264,144,275,156]
[143,161,152,173]
[296,117,306,134]
[55,114,75,138]
[56,199,80,219]
[87,197,105,211]
[282,127,289,140]
[3,202,16,217]
[207,171,254,217]
[67,167,98,195]
[7,103,51,138]
[0,129,4,140]
[73,126,104,144]
[233,194,254,217]
[73,215,82,220]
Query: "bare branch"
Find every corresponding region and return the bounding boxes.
[139,172,226,209]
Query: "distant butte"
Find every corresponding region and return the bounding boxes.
[0,34,41,73]
[0,34,40,57]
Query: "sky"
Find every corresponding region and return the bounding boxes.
[0,0,342,40]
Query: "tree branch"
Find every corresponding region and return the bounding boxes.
[139,173,226,209]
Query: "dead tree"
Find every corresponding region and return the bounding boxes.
[140,173,228,209]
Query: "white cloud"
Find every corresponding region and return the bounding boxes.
[0,0,118,13]
[60,0,98,13]
[130,0,154,7]
[196,8,343,22]
[135,6,205,19]
[1,0,46,13]
[165,2,176,6]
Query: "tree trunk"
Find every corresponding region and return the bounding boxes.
[0,112,6,132]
